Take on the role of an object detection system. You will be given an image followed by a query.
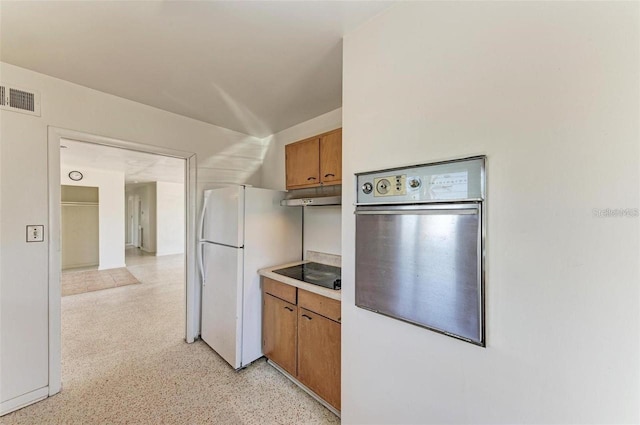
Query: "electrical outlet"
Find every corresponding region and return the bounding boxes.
[26,225,44,242]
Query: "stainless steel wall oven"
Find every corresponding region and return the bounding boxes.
[355,156,486,346]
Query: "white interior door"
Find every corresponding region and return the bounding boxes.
[201,242,243,369]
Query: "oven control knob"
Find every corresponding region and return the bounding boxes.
[409,177,421,189]
[376,179,390,195]
[362,182,373,194]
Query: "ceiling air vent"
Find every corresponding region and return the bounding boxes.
[0,83,41,116]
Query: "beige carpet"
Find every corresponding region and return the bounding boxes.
[3,253,339,424]
[62,268,140,296]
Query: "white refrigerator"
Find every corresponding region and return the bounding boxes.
[198,186,301,369]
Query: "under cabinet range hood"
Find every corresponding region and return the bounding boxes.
[280,196,341,207]
[280,185,341,206]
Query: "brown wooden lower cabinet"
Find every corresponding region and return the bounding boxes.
[262,293,297,376]
[297,308,341,411]
[262,278,341,411]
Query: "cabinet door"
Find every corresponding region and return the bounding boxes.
[320,129,342,185]
[263,293,297,376]
[285,137,320,189]
[297,308,341,410]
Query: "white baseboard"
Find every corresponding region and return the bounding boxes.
[155,250,184,256]
[62,262,99,270]
[98,263,127,271]
[0,386,49,416]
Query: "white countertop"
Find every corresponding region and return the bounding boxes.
[258,260,341,301]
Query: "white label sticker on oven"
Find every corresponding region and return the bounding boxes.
[428,171,468,200]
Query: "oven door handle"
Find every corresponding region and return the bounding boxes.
[355,207,478,216]
[355,202,479,215]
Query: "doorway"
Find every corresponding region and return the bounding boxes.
[47,127,198,396]
[126,195,142,248]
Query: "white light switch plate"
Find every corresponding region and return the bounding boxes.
[26,225,44,242]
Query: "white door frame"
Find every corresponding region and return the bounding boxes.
[126,196,133,245]
[47,127,198,396]
[133,195,141,248]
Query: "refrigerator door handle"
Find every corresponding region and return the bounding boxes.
[199,242,206,285]
[198,197,208,241]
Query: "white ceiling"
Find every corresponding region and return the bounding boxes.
[61,139,185,184]
[0,1,392,137]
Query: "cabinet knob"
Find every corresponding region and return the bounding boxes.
[284,306,293,312]
[307,177,316,181]
[324,173,335,178]
[301,314,312,320]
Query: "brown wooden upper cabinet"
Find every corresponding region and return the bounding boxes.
[285,128,342,190]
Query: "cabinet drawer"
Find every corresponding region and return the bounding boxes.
[298,289,341,323]
[263,277,297,304]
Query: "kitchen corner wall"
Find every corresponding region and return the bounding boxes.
[342,2,639,424]
[261,108,343,258]
[0,61,263,413]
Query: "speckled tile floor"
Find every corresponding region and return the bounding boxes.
[2,251,340,425]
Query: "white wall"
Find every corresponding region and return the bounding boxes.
[0,109,49,408]
[0,61,265,412]
[302,206,341,258]
[342,2,639,424]
[261,108,342,256]
[62,166,125,270]
[156,181,185,256]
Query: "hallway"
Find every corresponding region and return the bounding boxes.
[3,252,338,424]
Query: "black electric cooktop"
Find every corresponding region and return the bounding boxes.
[273,262,341,290]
